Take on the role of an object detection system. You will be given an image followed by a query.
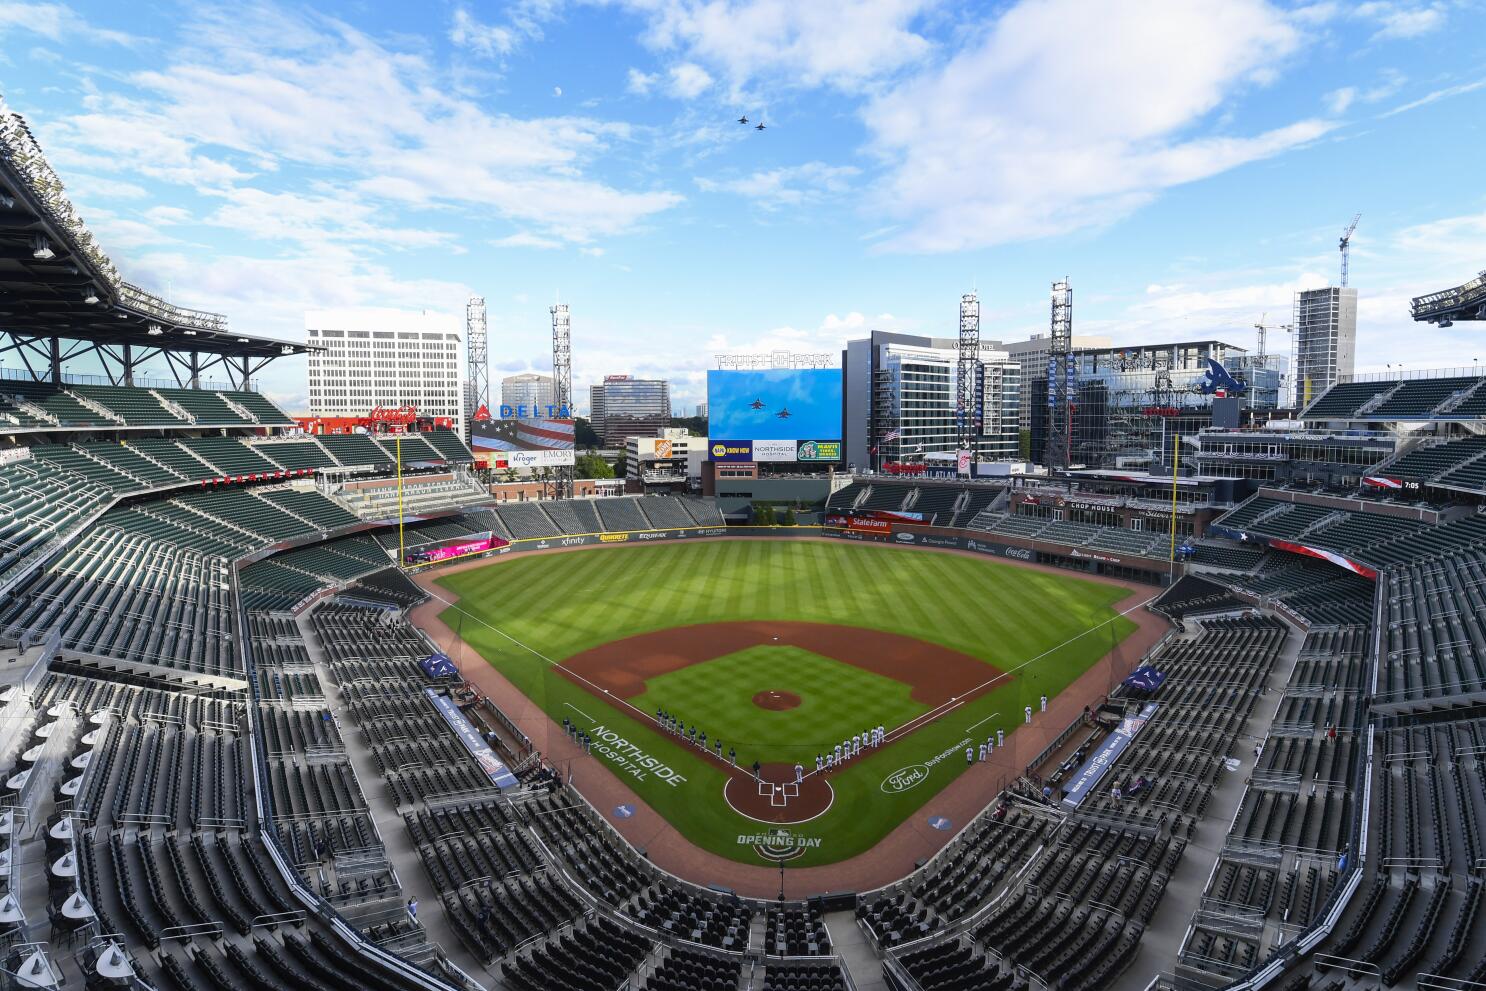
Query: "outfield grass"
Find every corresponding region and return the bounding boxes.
[630,645,931,758]
[437,539,1137,867]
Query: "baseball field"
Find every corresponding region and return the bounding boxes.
[436,539,1138,867]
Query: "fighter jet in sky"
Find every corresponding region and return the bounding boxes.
[737,116,748,125]
[776,408,791,419]
[749,398,766,409]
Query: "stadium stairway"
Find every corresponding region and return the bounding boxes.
[827,908,891,991]
[288,607,492,983]
[1135,621,1305,991]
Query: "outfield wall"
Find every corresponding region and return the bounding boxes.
[823,521,1175,586]
[406,523,824,570]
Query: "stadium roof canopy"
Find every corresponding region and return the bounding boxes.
[0,94,315,385]
[1412,271,1486,326]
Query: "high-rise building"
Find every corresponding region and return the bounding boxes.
[1294,287,1358,407]
[695,402,709,419]
[589,375,671,447]
[305,308,465,423]
[500,373,556,415]
[1025,339,1281,468]
[843,331,1020,469]
[997,332,1113,424]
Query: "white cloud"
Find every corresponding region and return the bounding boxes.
[667,62,713,99]
[0,1,135,45]
[449,2,563,59]
[204,187,455,249]
[579,246,605,256]
[694,161,858,209]
[620,0,935,95]
[492,232,564,249]
[1380,76,1486,118]
[1355,1,1446,39]
[1325,86,1357,113]
[864,0,1332,253]
[41,7,681,246]
[626,67,659,94]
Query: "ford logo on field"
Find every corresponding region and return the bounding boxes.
[895,532,915,543]
[881,764,929,793]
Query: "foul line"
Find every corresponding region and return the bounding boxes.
[563,702,593,722]
[428,584,1160,784]
[865,590,1163,771]
[965,711,1001,733]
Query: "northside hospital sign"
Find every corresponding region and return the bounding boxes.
[589,724,688,787]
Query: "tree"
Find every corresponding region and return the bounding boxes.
[574,417,601,447]
[752,502,777,525]
[780,506,797,526]
[1019,428,1032,461]
[670,415,707,436]
[574,450,613,479]
[612,449,629,479]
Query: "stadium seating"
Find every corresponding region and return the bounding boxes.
[1380,435,1486,482]
[72,384,183,425]
[595,496,650,531]
[185,436,283,475]
[222,389,296,425]
[422,428,475,461]
[155,387,253,425]
[253,438,339,471]
[318,432,394,467]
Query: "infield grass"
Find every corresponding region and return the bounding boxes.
[630,645,931,757]
[437,539,1139,867]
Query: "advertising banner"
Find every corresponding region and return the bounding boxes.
[752,439,798,462]
[796,440,841,462]
[956,449,972,475]
[424,688,520,789]
[709,440,754,462]
[404,532,508,567]
[473,409,576,468]
[1061,702,1159,807]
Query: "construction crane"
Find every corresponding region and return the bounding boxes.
[1339,213,1361,287]
[1253,312,1293,365]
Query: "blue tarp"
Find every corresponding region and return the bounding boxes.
[419,653,458,678]
[1122,666,1167,693]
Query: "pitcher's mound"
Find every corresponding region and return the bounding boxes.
[752,690,802,711]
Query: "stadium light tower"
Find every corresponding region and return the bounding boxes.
[957,292,980,472]
[465,296,489,440]
[1044,279,1073,471]
[551,302,574,498]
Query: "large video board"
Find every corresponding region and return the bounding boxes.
[706,369,842,462]
[472,402,576,468]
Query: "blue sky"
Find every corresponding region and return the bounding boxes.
[1,0,1483,412]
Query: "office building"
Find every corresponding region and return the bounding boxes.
[998,332,1112,424]
[1027,339,1281,469]
[1294,287,1358,407]
[627,428,706,490]
[589,375,670,447]
[500,373,556,415]
[843,331,1021,470]
[305,308,465,423]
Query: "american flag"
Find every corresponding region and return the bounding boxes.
[881,428,901,442]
